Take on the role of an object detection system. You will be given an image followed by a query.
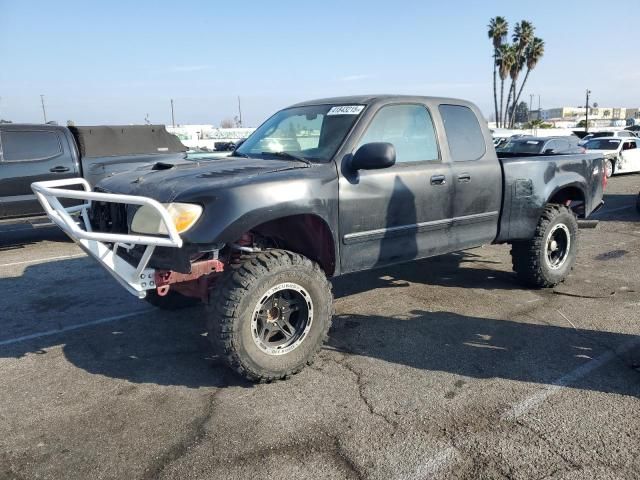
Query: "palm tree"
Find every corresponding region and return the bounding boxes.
[507,21,534,127]
[488,17,508,126]
[497,44,515,128]
[511,37,545,125]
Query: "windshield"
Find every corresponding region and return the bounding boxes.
[235,104,365,162]
[498,139,543,154]
[585,139,620,150]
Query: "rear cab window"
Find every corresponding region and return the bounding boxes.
[1,130,62,162]
[438,105,486,161]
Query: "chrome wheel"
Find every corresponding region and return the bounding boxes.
[605,159,613,178]
[251,283,313,355]
[545,223,571,270]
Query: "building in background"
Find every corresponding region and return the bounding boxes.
[539,106,640,128]
[167,125,255,150]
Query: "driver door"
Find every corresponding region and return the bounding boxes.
[620,139,640,173]
[338,104,453,273]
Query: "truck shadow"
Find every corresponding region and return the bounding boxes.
[328,310,640,398]
[1,257,638,395]
[590,192,639,222]
[0,225,72,252]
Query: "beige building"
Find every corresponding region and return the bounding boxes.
[540,106,631,121]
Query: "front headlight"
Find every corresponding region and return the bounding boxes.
[131,202,203,235]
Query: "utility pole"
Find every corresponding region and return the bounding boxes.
[537,95,541,120]
[170,99,175,128]
[529,94,534,123]
[237,96,243,127]
[40,94,47,123]
[585,89,591,133]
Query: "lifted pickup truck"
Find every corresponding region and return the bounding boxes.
[32,95,606,382]
[0,123,186,223]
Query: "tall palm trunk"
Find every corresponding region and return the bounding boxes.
[506,80,517,128]
[493,52,499,126]
[499,79,505,128]
[510,68,531,126]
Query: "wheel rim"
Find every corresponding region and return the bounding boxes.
[605,160,613,177]
[251,283,313,355]
[544,223,571,270]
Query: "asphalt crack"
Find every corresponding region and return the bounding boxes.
[140,389,220,480]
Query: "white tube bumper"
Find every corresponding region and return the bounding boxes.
[31,178,183,298]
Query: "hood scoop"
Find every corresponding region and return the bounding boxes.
[151,161,178,171]
[197,165,267,179]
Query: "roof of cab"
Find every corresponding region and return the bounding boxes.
[289,94,472,108]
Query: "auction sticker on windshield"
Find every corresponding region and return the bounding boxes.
[327,105,365,115]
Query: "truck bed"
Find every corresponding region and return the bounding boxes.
[496,153,605,242]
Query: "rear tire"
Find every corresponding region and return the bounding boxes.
[207,250,333,382]
[604,158,615,178]
[144,290,201,310]
[511,204,578,288]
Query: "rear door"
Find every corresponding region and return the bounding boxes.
[0,127,78,218]
[439,104,502,248]
[338,103,453,273]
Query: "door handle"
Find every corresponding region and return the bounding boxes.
[430,174,446,185]
[49,166,70,173]
[457,173,471,183]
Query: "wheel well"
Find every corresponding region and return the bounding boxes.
[248,214,336,276]
[548,187,586,217]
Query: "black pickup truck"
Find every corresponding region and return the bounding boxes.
[0,123,186,223]
[32,95,606,382]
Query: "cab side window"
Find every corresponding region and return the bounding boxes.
[1,130,62,162]
[438,104,486,161]
[357,104,439,163]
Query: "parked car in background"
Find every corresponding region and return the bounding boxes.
[33,95,606,382]
[214,139,245,151]
[584,137,640,177]
[578,130,637,146]
[496,136,584,157]
[0,124,187,223]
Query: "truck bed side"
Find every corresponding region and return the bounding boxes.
[496,153,605,242]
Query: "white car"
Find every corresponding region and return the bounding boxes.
[584,137,640,177]
[579,130,636,146]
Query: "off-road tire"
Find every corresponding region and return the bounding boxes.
[207,250,333,382]
[604,158,615,178]
[144,290,202,310]
[511,204,578,288]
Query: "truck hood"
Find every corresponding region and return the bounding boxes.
[96,156,309,202]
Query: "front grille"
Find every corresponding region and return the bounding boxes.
[89,200,129,234]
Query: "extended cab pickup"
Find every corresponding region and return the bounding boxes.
[32,95,606,382]
[0,123,186,223]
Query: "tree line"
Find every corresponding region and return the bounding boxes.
[488,17,544,128]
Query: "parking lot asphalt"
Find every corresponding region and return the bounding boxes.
[0,176,639,480]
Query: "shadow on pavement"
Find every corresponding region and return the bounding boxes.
[1,256,638,395]
[328,310,640,398]
[591,192,640,222]
[0,225,71,251]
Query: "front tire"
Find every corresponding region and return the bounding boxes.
[207,250,333,382]
[511,204,579,288]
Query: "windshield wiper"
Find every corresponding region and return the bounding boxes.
[262,151,311,166]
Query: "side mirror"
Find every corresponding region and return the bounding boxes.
[544,148,555,155]
[351,142,396,170]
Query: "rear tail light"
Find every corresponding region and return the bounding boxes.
[602,160,608,190]
[579,147,586,153]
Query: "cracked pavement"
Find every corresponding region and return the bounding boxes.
[0,175,639,479]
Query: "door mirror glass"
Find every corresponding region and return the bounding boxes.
[351,142,396,170]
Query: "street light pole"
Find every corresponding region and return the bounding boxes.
[40,94,47,123]
[170,99,175,128]
[237,96,243,127]
[585,89,591,133]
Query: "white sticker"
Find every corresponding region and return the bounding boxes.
[526,140,541,144]
[327,105,365,116]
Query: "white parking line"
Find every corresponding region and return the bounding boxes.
[1,253,86,268]
[503,336,640,421]
[0,309,150,347]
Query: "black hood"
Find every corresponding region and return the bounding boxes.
[96,156,309,202]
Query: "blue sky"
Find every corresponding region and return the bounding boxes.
[1,0,638,126]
